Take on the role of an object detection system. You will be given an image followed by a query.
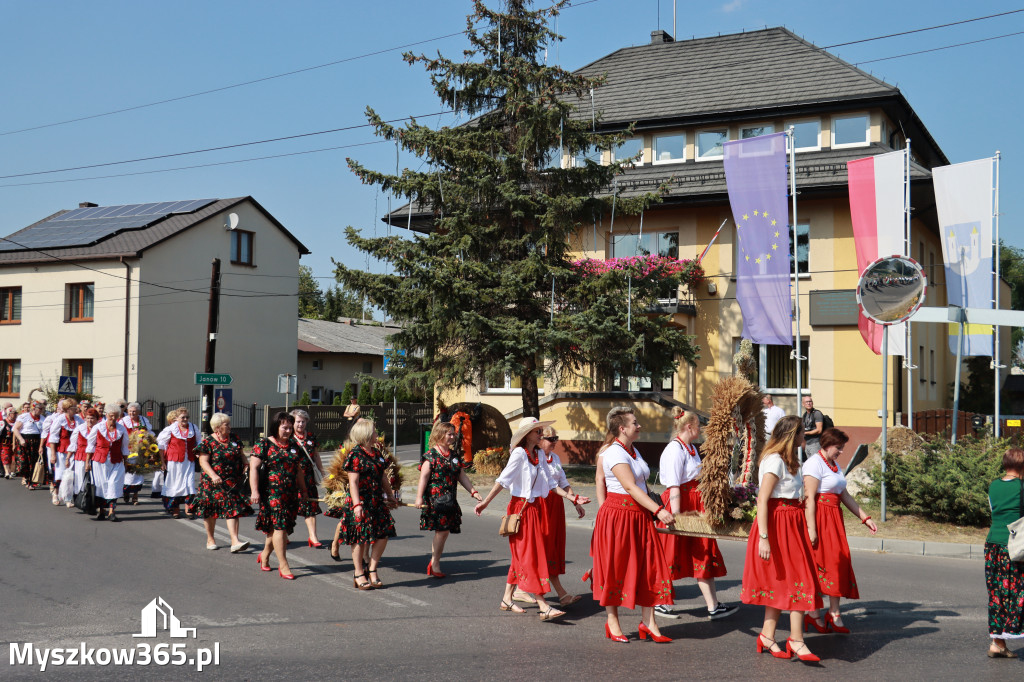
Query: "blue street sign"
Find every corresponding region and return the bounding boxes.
[215,388,233,416]
[383,349,406,375]
[57,376,78,395]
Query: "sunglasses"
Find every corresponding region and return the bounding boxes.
[542,436,559,442]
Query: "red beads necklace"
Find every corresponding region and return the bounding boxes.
[526,448,539,466]
[819,451,838,473]
[676,437,698,457]
[614,438,637,460]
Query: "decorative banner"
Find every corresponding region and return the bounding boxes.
[724,132,792,346]
[933,158,994,356]
[847,150,907,356]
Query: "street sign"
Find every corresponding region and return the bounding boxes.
[277,374,297,394]
[383,349,406,375]
[195,373,232,385]
[57,375,78,395]
[215,388,232,416]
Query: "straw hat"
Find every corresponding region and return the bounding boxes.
[509,417,555,451]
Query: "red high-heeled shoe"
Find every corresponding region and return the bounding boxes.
[756,633,791,658]
[825,612,850,634]
[604,623,628,643]
[278,569,296,581]
[427,560,446,579]
[256,556,272,572]
[308,539,323,548]
[638,622,671,643]
[804,613,829,634]
[786,638,820,662]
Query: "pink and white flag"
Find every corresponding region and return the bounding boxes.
[847,150,907,356]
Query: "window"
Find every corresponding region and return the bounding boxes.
[918,345,926,383]
[230,230,254,265]
[362,361,373,374]
[66,283,94,322]
[785,119,820,152]
[63,359,93,394]
[653,133,686,164]
[611,138,643,165]
[789,223,809,276]
[485,371,545,393]
[661,374,674,392]
[573,145,602,167]
[540,147,563,169]
[610,371,652,391]
[735,338,809,392]
[832,114,870,148]
[311,359,322,370]
[611,231,678,259]
[0,287,21,324]
[929,350,936,385]
[0,360,19,396]
[311,386,323,404]
[696,130,728,160]
[741,124,774,139]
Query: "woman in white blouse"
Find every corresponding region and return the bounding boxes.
[66,408,99,501]
[48,399,81,506]
[802,427,877,634]
[741,416,822,662]
[85,405,130,522]
[656,409,737,620]
[591,406,675,643]
[158,409,201,519]
[120,402,154,505]
[475,417,586,622]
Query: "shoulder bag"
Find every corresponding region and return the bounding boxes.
[1007,478,1024,562]
[74,471,97,515]
[296,439,324,487]
[31,456,47,486]
[499,458,539,537]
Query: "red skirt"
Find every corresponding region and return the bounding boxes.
[740,499,823,612]
[657,482,727,580]
[809,493,860,599]
[541,492,566,576]
[590,492,674,609]
[506,496,552,594]
[0,442,11,466]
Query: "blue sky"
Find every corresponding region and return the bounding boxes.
[2,0,1021,289]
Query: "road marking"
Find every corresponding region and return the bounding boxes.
[174,518,429,608]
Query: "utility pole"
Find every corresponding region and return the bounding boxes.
[202,258,222,435]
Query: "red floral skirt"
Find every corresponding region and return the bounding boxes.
[590,492,674,609]
[0,442,12,466]
[505,496,552,594]
[657,482,727,580]
[809,493,859,598]
[541,492,567,576]
[741,498,823,612]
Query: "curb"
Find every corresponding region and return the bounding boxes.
[847,536,985,560]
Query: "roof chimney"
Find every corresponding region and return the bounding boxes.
[651,30,674,44]
[79,202,98,208]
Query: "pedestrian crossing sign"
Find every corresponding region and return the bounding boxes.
[57,375,78,395]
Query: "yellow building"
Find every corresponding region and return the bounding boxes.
[409,28,1011,461]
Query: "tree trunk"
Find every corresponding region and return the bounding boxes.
[521,356,540,418]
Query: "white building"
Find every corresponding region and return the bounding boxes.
[0,197,308,406]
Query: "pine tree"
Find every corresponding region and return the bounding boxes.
[336,0,699,416]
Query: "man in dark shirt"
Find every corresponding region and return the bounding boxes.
[801,395,823,459]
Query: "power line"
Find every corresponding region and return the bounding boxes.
[822,8,1024,48]
[853,29,1024,65]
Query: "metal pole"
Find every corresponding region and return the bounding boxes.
[393,389,397,449]
[994,150,1002,438]
[904,142,914,430]
[881,328,888,522]
[202,258,221,435]
[952,308,965,445]
[789,127,804,460]
[673,0,677,39]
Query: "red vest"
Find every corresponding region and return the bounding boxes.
[92,426,124,464]
[166,428,198,463]
[74,429,90,461]
[58,416,76,453]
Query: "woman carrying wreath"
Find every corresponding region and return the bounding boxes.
[120,402,154,505]
[193,412,252,553]
[415,421,482,578]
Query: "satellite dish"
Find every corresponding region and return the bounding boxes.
[225,212,240,230]
[856,255,927,325]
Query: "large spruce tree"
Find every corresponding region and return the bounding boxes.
[336,0,700,417]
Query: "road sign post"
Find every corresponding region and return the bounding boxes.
[277,374,297,410]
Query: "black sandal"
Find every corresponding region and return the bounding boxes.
[368,569,383,588]
[330,540,342,562]
[352,573,373,591]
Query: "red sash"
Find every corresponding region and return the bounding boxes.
[166,428,198,463]
[92,427,124,464]
[58,416,76,453]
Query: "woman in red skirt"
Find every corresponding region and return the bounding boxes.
[741,415,823,662]
[475,417,586,622]
[591,406,675,643]
[802,428,877,634]
[656,408,737,620]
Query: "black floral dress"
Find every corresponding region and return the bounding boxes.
[295,432,322,518]
[419,447,463,533]
[252,437,304,535]
[336,445,397,545]
[192,436,253,519]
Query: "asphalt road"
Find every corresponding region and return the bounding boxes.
[1,479,1014,680]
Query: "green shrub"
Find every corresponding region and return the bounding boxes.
[340,382,355,403]
[332,394,343,406]
[357,382,374,405]
[866,435,1010,526]
[296,391,312,406]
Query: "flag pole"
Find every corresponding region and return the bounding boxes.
[788,126,805,460]
[881,327,888,522]
[993,150,1002,438]
[904,142,914,430]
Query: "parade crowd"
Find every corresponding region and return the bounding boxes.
[3,396,1021,660]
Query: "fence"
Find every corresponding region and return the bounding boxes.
[140,398,261,445]
[264,403,433,447]
[900,409,1024,440]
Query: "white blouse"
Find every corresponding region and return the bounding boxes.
[496,446,552,502]
[603,442,650,495]
[15,412,45,436]
[48,413,83,444]
[157,423,200,449]
[801,452,847,495]
[659,438,702,487]
[758,453,803,499]
[86,422,130,457]
[545,452,568,490]
[120,415,153,434]
[65,423,91,453]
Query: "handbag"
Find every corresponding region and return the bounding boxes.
[499,456,539,537]
[58,474,75,504]
[431,491,457,514]
[31,456,47,486]
[296,440,324,487]
[74,473,97,515]
[1007,478,1024,562]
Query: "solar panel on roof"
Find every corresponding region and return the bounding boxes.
[0,198,217,252]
